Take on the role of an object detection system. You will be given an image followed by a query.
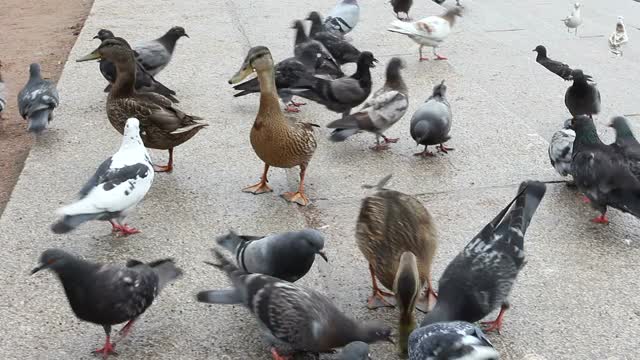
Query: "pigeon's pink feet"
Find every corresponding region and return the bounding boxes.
[435,55,448,60]
[414,150,435,157]
[92,336,117,359]
[111,223,140,236]
[590,214,609,224]
[370,143,390,151]
[290,100,306,107]
[284,105,300,113]
[437,144,454,153]
[270,348,291,360]
[117,319,136,340]
[481,306,507,334]
[419,57,430,62]
[382,136,399,144]
[581,196,591,204]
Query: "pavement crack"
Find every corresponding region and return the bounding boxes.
[224,0,251,47]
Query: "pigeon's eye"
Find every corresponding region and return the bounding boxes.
[47,259,56,265]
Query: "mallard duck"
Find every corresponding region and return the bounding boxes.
[228,46,318,206]
[394,252,420,358]
[77,38,207,172]
[356,175,438,312]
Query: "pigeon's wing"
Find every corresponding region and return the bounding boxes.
[135,41,170,74]
[17,80,59,118]
[366,90,409,129]
[329,78,368,104]
[548,129,575,176]
[314,33,361,63]
[408,322,498,360]
[540,58,574,81]
[327,111,376,131]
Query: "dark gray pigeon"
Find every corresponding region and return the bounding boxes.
[215,229,328,282]
[17,63,59,134]
[609,116,640,162]
[31,249,182,359]
[420,181,547,334]
[565,69,600,118]
[571,115,640,224]
[391,0,413,20]
[0,61,6,117]
[133,26,189,76]
[324,0,360,36]
[197,249,393,358]
[307,12,361,65]
[293,20,340,67]
[327,57,408,150]
[409,321,498,360]
[287,51,377,118]
[549,119,576,180]
[410,80,453,157]
[533,45,583,81]
[338,341,371,359]
[93,29,179,102]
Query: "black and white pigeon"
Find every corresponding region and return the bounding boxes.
[327,57,408,150]
[420,181,547,334]
[338,341,371,360]
[17,63,59,134]
[51,118,154,236]
[549,118,576,180]
[31,248,182,359]
[410,80,454,157]
[215,229,328,282]
[409,321,498,360]
[324,0,360,36]
[391,0,413,20]
[565,69,600,118]
[197,249,393,358]
[287,51,377,119]
[571,115,640,224]
[93,29,179,102]
[133,26,188,76]
[0,61,6,117]
[307,12,361,65]
[533,45,583,81]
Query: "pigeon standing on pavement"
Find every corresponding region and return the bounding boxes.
[307,12,361,65]
[549,119,576,181]
[51,118,154,236]
[338,341,371,360]
[562,2,583,36]
[215,229,328,282]
[565,69,600,118]
[0,61,6,118]
[324,0,360,36]
[197,249,393,358]
[388,7,463,61]
[420,181,547,333]
[408,321,499,360]
[533,45,582,81]
[133,26,189,76]
[410,80,454,157]
[610,116,640,161]
[571,115,640,224]
[327,57,408,150]
[31,249,182,359]
[391,0,413,21]
[608,16,629,56]
[17,63,59,134]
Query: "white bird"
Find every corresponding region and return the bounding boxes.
[324,0,360,36]
[51,118,154,236]
[609,16,629,56]
[549,119,575,179]
[562,2,582,36]
[387,7,462,61]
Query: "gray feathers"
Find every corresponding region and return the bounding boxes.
[338,341,371,360]
[410,80,452,146]
[549,119,575,177]
[324,0,360,35]
[134,26,188,76]
[409,321,498,360]
[17,63,59,134]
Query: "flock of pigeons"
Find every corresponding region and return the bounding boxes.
[0,0,636,359]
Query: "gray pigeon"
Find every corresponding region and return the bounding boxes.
[409,321,498,360]
[324,0,360,35]
[0,61,6,117]
[133,26,189,76]
[420,181,547,334]
[31,249,182,359]
[338,341,371,359]
[215,229,328,282]
[292,20,342,75]
[410,80,453,157]
[391,0,413,20]
[197,249,393,358]
[307,12,361,65]
[609,116,640,161]
[549,119,576,180]
[17,63,59,134]
[565,69,600,118]
[570,115,640,224]
[327,57,408,150]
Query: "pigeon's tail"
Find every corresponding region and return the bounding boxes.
[497,181,547,250]
[51,214,98,234]
[329,128,359,142]
[387,20,421,37]
[196,288,243,304]
[232,78,259,97]
[149,258,183,291]
[27,109,50,134]
[464,342,500,359]
[215,230,245,253]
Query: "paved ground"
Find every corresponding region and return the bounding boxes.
[1,0,639,359]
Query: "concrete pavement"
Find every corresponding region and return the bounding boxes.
[1,0,640,358]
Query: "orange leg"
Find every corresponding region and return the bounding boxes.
[243,164,273,194]
[416,277,438,313]
[270,348,291,360]
[367,264,395,309]
[481,304,508,334]
[281,164,310,206]
[414,146,435,157]
[153,148,174,173]
[436,144,454,154]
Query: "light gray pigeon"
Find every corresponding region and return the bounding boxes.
[17,63,59,134]
[215,229,328,282]
[197,249,393,358]
[0,61,6,117]
[409,321,498,360]
[51,118,154,236]
[410,80,453,157]
[549,119,575,180]
[31,248,182,359]
[338,341,371,359]
[325,0,360,35]
[134,26,189,76]
[327,57,408,151]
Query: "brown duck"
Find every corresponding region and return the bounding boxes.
[356,175,438,313]
[228,46,317,206]
[77,38,207,172]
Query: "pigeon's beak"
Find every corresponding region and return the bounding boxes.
[532,49,536,52]
[228,62,254,84]
[93,35,100,40]
[30,263,47,275]
[317,250,329,262]
[184,33,190,38]
[386,336,396,345]
[76,49,102,62]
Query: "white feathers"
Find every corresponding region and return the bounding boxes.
[562,2,582,35]
[549,126,575,177]
[608,16,628,56]
[362,89,409,130]
[325,0,360,35]
[388,16,452,48]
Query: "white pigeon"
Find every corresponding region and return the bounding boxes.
[51,118,154,236]
[562,2,582,36]
[0,61,6,117]
[388,7,462,61]
[548,119,575,179]
[324,0,360,36]
[608,16,629,56]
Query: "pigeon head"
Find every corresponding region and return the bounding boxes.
[122,118,144,147]
[28,63,42,79]
[77,38,134,64]
[357,322,394,344]
[570,69,588,81]
[574,2,581,9]
[340,341,371,360]
[443,6,463,24]
[609,116,634,139]
[229,46,273,84]
[357,51,378,68]
[386,57,405,78]
[532,45,547,57]
[93,29,115,41]
[31,249,75,274]
[296,229,328,261]
[563,118,573,130]
[306,11,322,23]
[167,26,189,39]
[432,80,447,98]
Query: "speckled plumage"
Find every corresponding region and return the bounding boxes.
[17,63,59,133]
[549,119,575,177]
[409,321,498,360]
